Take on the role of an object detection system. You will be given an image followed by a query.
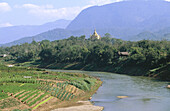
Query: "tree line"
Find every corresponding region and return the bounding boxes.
[0,34,170,79]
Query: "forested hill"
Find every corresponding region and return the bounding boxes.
[67,0,170,33]
[0,35,170,80]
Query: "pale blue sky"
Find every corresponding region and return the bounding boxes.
[0,0,124,27]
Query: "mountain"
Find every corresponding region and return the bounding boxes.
[0,19,71,44]
[67,0,170,38]
[42,19,71,29]
[1,0,170,47]
[128,27,170,41]
[129,31,157,41]
[1,29,93,47]
[2,26,170,47]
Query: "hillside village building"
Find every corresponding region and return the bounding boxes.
[0,54,7,58]
[90,29,101,40]
[118,52,130,57]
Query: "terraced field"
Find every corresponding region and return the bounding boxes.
[38,82,78,101]
[0,65,102,111]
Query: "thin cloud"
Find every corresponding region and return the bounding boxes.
[89,0,123,6]
[14,0,124,20]
[0,22,13,27]
[0,2,11,13]
[17,4,83,20]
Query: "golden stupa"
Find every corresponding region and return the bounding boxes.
[90,29,101,40]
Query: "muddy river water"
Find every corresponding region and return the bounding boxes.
[49,70,170,111]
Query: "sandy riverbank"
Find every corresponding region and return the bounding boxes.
[51,101,104,111]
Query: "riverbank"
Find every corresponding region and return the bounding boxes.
[2,55,170,81]
[39,62,170,81]
[51,101,104,111]
[39,62,147,76]
[56,70,170,111]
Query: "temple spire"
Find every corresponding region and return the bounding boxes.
[90,29,101,40]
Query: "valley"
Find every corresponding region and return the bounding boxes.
[0,0,170,111]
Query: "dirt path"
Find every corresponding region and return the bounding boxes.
[20,91,37,101]
[28,92,44,105]
[13,90,25,97]
[26,92,39,104]
[37,79,65,84]
[33,97,59,111]
[31,95,50,108]
[17,91,30,99]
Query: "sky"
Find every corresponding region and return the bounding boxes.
[0,0,124,27]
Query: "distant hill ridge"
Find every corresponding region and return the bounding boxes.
[0,19,71,44]
[1,0,170,47]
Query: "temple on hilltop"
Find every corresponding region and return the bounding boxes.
[90,29,101,40]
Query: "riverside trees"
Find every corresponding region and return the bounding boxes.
[0,35,170,79]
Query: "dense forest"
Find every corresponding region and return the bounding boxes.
[0,34,170,80]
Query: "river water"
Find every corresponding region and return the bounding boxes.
[49,70,170,111]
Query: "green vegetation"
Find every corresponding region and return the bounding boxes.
[0,35,169,80]
[0,98,20,109]
[38,83,76,100]
[15,91,27,98]
[0,92,8,100]
[1,34,169,110]
[21,91,38,102]
[28,93,48,106]
[13,109,31,111]
[32,96,53,110]
[18,91,31,100]
[0,64,100,110]
[26,93,39,104]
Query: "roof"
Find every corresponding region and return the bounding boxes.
[0,54,7,57]
[118,52,130,56]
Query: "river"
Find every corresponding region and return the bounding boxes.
[49,70,170,111]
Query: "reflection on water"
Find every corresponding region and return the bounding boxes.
[48,69,170,111]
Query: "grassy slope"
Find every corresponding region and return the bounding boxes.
[148,63,170,81]
[0,64,102,110]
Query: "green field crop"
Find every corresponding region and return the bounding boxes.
[0,98,20,109]
[0,83,39,95]
[18,91,31,100]
[59,91,66,99]
[62,92,69,101]
[21,91,38,103]
[26,93,40,104]
[28,93,48,106]
[66,93,72,100]
[15,91,27,98]
[0,92,8,100]
[0,64,99,110]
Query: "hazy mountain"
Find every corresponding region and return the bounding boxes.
[42,19,71,29]
[67,0,170,38]
[129,27,170,41]
[1,0,170,47]
[2,27,170,47]
[129,31,157,41]
[0,29,93,47]
[0,19,71,44]
[1,27,140,47]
